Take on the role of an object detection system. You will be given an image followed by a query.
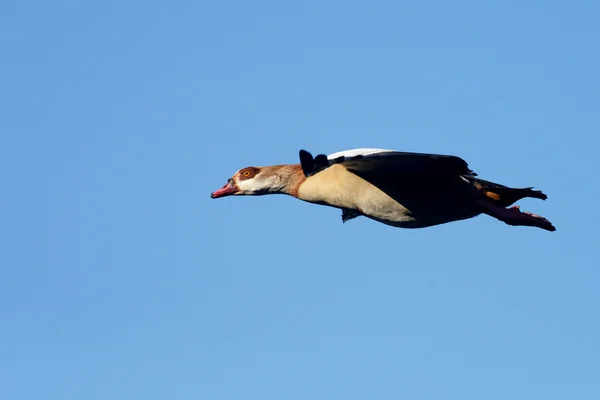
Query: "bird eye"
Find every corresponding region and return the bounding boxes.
[243,170,251,177]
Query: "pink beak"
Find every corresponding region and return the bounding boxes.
[211,179,238,198]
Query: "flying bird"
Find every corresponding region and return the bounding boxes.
[211,148,555,231]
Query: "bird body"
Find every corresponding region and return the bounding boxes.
[211,148,555,232]
[296,163,417,226]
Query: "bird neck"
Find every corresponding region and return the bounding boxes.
[260,164,306,197]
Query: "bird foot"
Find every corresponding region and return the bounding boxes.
[477,201,556,232]
[505,205,555,231]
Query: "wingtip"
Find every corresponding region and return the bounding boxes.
[299,149,312,159]
[299,149,314,177]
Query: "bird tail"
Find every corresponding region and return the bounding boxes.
[470,178,548,207]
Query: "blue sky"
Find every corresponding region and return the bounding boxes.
[2,0,599,399]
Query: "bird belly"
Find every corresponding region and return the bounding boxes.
[357,195,418,227]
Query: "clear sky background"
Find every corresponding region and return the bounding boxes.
[2,1,599,399]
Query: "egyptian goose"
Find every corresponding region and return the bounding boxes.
[211,148,555,232]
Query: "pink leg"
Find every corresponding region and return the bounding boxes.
[476,201,556,232]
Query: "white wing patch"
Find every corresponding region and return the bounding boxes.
[327,148,395,160]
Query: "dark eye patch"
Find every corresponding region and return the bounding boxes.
[239,167,260,180]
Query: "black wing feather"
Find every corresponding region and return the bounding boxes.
[299,149,476,178]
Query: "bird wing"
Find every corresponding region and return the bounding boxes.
[299,148,476,178]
